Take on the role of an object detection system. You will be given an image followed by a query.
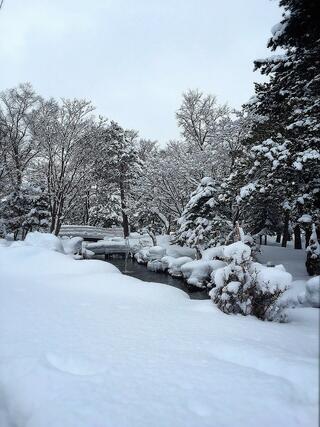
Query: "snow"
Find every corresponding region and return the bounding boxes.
[160,256,193,277]
[147,259,165,273]
[156,234,196,258]
[239,182,256,199]
[298,213,312,223]
[148,245,166,260]
[252,262,292,293]
[201,246,225,260]
[305,276,320,308]
[181,259,226,288]
[134,247,151,264]
[134,235,196,265]
[223,241,251,263]
[61,236,83,255]
[24,231,64,253]
[257,244,309,281]
[0,244,318,427]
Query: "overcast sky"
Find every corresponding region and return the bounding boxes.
[0,0,282,144]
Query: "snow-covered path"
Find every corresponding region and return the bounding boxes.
[0,245,318,427]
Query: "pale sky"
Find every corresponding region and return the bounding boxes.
[0,0,282,144]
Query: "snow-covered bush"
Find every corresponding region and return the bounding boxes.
[306,225,320,276]
[210,242,290,321]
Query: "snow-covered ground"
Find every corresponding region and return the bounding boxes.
[258,243,309,281]
[0,238,318,427]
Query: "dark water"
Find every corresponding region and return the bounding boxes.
[100,255,209,300]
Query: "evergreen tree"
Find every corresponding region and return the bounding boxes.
[234,0,320,247]
[0,185,50,239]
[94,121,143,237]
[174,177,232,255]
[23,186,51,233]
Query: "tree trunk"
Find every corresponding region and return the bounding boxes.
[83,190,90,225]
[119,180,129,238]
[264,235,267,245]
[281,211,290,248]
[305,228,312,248]
[293,224,302,249]
[276,232,281,243]
[147,228,157,246]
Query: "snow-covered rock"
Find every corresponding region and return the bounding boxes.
[147,259,165,273]
[61,236,83,255]
[134,248,150,264]
[181,259,226,288]
[148,246,166,260]
[135,246,166,264]
[160,256,193,277]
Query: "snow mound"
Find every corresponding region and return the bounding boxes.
[202,246,225,260]
[148,246,166,260]
[135,246,166,264]
[134,248,150,264]
[61,236,83,255]
[181,259,226,288]
[305,276,320,308]
[0,242,318,427]
[24,232,64,253]
[161,256,193,277]
[147,259,164,273]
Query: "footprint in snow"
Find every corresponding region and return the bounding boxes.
[45,352,107,376]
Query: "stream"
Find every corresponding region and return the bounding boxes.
[99,255,209,300]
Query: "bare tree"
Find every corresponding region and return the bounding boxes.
[0,83,40,191]
[176,89,228,150]
[32,98,100,235]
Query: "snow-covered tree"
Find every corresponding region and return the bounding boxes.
[23,186,50,233]
[88,193,122,228]
[0,184,49,239]
[174,177,232,255]
[234,0,320,248]
[93,121,142,237]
